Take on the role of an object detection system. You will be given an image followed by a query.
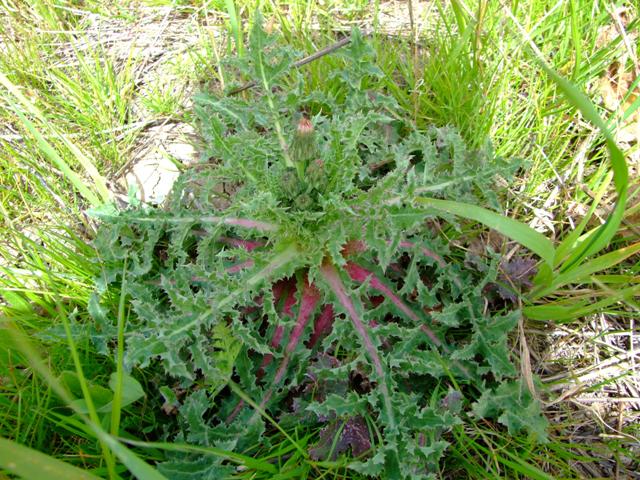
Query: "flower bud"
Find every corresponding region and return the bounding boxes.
[280,167,301,199]
[306,158,325,190]
[290,116,316,165]
[295,193,314,210]
[297,117,314,136]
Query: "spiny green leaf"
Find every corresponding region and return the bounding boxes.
[472,379,548,442]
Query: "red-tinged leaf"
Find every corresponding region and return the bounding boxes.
[369,296,385,308]
[226,259,254,273]
[270,326,284,348]
[259,279,296,376]
[319,260,396,430]
[309,415,371,461]
[341,239,445,268]
[271,278,285,300]
[282,283,297,318]
[338,416,372,457]
[225,399,244,424]
[218,237,265,251]
[257,324,283,377]
[307,304,335,348]
[243,276,302,415]
[285,279,321,354]
[260,276,322,407]
[222,217,279,231]
[344,262,473,379]
[341,239,367,257]
[272,277,297,318]
[321,262,384,377]
[345,262,418,320]
[398,240,446,267]
[344,262,442,347]
[272,277,321,385]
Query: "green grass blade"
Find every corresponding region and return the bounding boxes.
[449,0,469,32]
[8,106,101,207]
[0,437,102,480]
[0,71,110,203]
[534,241,640,298]
[416,197,555,266]
[54,300,117,478]
[543,65,628,271]
[524,283,640,322]
[120,439,277,474]
[611,74,640,125]
[110,259,128,438]
[228,380,308,459]
[498,448,556,480]
[225,0,243,57]
[3,323,168,480]
[569,0,581,80]
[506,9,630,270]
[96,434,168,480]
[554,172,611,266]
[503,4,630,301]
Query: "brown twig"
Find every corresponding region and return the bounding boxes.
[227,36,352,95]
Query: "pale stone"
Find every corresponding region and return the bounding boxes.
[124,123,197,204]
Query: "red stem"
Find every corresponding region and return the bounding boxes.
[226,259,255,273]
[344,262,473,380]
[341,238,446,268]
[218,236,265,251]
[344,261,442,347]
[319,260,396,430]
[260,275,321,407]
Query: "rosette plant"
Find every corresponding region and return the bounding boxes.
[91,18,547,479]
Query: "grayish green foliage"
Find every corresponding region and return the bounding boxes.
[90,16,546,479]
